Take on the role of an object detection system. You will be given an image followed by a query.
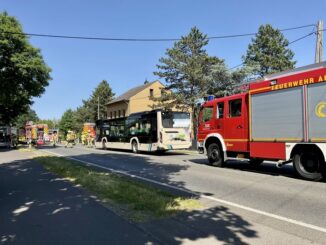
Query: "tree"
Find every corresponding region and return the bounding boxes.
[78,80,114,123]
[37,119,59,129]
[154,27,226,115]
[243,24,296,77]
[74,105,92,133]
[0,12,51,124]
[59,109,78,135]
[14,107,39,129]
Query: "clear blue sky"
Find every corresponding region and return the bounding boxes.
[1,0,325,119]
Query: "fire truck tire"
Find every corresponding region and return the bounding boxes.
[207,143,224,167]
[293,152,323,181]
[249,158,264,166]
[132,140,139,154]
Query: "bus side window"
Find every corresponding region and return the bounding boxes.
[105,129,110,137]
[127,117,137,135]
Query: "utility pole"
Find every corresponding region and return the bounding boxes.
[315,20,323,63]
[97,97,100,120]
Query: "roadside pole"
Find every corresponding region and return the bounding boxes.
[315,20,323,63]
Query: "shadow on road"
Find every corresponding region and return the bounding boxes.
[188,157,299,180]
[0,157,156,244]
[0,152,259,245]
[141,205,258,245]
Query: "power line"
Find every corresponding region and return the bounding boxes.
[289,31,315,44]
[0,24,315,42]
[209,24,315,39]
[228,30,318,71]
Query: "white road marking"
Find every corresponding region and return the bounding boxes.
[40,149,326,234]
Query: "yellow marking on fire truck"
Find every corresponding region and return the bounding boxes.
[250,75,326,93]
[252,138,302,142]
[315,102,326,118]
[224,139,248,142]
[249,87,270,94]
[249,93,252,141]
[318,75,326,82]
[311,138,326,142]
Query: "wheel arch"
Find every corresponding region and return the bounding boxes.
[204,134,227,160]
[290,143,325,163]
[102,137,108,143]
[130,137,139,146]
[204,134,226,151]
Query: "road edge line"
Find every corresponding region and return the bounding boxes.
[39,149,326,234]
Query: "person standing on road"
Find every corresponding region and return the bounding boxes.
[52,131,58,147]
[65,130,76,148]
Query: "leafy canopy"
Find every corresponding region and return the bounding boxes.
[60,80,114,134]
[154,27,230,111]
[59,109,78,135]
[243,24,296,77]
[14,107,39,129]
[0,12,51,124]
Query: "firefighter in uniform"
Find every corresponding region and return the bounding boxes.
[86,130,94,148]
[81,131,87,145]
[52,131,58,147]
[65,130,76,148]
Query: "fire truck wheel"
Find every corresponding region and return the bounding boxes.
[249,158,264,166]
[132,140,139,154]
[293,152,323,181]
[207,143,224,167]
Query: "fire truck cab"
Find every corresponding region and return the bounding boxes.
[197,62,326,181]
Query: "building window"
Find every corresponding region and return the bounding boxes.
[118,110,121,118]
[149,89,154,98]
[123,110,126,117]
[110,112,112,119]
[114,111,116,118]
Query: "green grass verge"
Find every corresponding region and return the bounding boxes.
[34,156,201,221]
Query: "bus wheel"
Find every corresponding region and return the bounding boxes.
[207,143,224,167]
[293,151,323,181]
[132,141,139,154]
[249,158,264,166]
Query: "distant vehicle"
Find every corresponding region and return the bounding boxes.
[0,126,18,148]
[82,123,96,146]
[197,62,326,181]
[48,128,59,142]
[25,122,48,145]
[18,128,27,144]
[96,109,192,153]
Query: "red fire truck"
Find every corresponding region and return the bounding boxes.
[197,62,326,181]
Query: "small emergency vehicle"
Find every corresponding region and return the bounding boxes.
[0,126,18,148]
[197,62,326,181]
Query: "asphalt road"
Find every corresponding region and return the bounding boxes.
[40,145,326,244]
[0,148,158,245]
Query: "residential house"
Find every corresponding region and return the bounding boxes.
[106,80,164,119]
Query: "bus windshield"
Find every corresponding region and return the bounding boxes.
[162,112,190,128]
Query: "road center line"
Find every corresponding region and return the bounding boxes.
[40,149,326,234]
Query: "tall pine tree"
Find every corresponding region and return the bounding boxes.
[243,24,296,77]
[154,27,227,114]
[74,80,115,129]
